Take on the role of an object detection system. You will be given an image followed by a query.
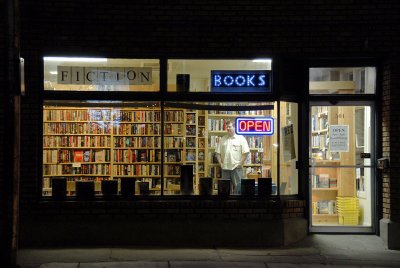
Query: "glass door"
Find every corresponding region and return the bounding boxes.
[309,102,375,232]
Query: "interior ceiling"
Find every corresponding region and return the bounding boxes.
[44,58,272,79]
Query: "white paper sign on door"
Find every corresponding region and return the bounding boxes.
[282,124,296,162]
[329,125,349,152]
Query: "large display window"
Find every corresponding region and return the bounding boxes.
[42,100,299,198]
[41,56,304,199]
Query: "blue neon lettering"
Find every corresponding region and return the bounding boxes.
[258,75,266,86]
[235,75,246,86]
[214,75,222,87]
[224,75,234,86]
[247,75,255,86]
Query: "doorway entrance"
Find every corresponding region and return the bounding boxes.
[309,102,375,232]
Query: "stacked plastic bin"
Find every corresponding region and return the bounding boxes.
[337,197,359,225]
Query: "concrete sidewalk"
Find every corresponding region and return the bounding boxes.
[18,234,400,268]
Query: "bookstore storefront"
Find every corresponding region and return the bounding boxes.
[38,56,378,246]
[42,57,299,199]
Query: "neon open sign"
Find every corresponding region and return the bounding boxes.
[235,117,274,135]
[211,70,271,93]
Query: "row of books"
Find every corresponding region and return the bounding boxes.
[114,149,161,163]
[312,174,337,188]
[164,110,184,122]
[246,136,263,148]
[113,164,160,176]
[311,113,328,132]
[186,113,196,124]
[164,123,183,135]
[186,149,196,161]
[43,149,111,163]
[249,152,263,164]
[113,123,160,135]
[43,135,111,148]
[43,164,111,175]
[312,200,336,215]
[44,122,112,134]
[208,110,264,115]
[311,134,327,148]
[208,119,229,131]
[164,164,181,176]
[113,136,160,148]
[44,108,185,125]
[113,110,161,122]
[164,137,184,148]
[44,109,112,122]
[186,125,197,136]
[186,137,196,148]
[164,149,182,162]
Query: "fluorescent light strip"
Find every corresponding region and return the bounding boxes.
[44,57,108,62]
[252,58,272,63]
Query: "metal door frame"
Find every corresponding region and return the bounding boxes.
[309,100,376,233]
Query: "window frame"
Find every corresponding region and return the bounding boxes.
[40,56,305,200]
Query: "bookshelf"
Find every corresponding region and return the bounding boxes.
[43,105,276,197]
[184,110,198,193]
[43,107,113,196]
[112,108,162,193]
[197,110,207,194]
[311,160,340,224]
[163,108,185,194]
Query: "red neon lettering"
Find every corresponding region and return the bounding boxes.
[239,121,247,131]
[263,121,270,131]
[255,121,262,131]
[238,119,272,133]
[247,121,254,131]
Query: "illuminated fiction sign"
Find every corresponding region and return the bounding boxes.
[211,70,271,93]
[57,66,152,85]
[235,117,274,135]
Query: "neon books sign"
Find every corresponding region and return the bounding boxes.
[211,70,271,93]
[235,117,274,135]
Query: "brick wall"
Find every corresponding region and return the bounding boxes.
[18,1,400,56]
[389,58,400,222]
[382,61,391,219]
[19,198,305,246]
[382,57,400,222]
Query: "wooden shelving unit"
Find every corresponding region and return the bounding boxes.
[43,105,277,197]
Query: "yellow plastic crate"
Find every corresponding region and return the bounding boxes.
[339,214,359,225]
[337,197,359,225]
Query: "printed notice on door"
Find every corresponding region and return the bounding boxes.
[282,124,296,162]
[329,125,349,152]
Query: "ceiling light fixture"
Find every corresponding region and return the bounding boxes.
[44,57,108,62]
[252,58,272,63]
